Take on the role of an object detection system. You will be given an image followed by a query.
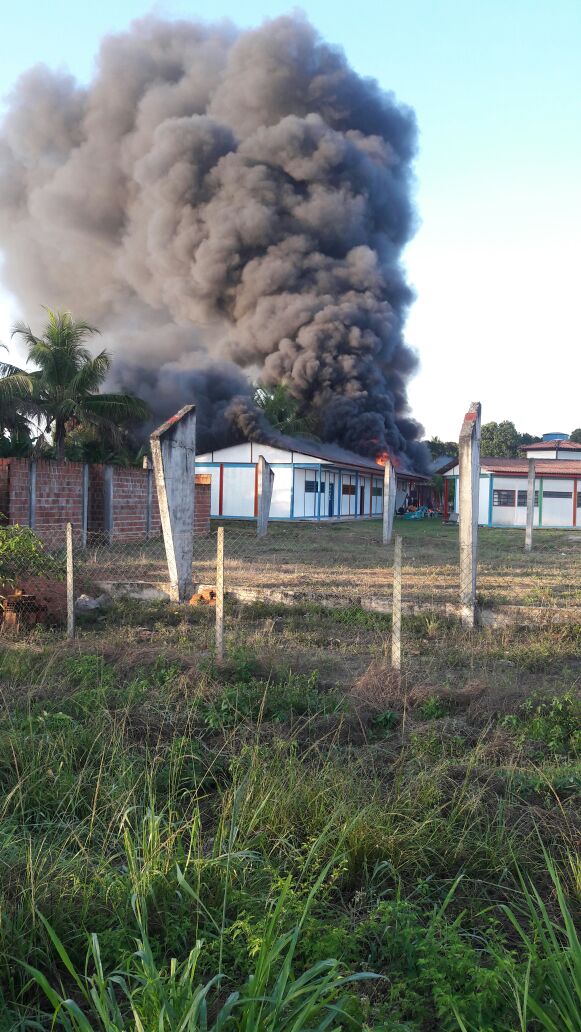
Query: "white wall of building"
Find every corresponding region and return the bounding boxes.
[524,449,581,461]
[250,443,293,464]
[270,466,292,518]
[196,442,422,521]
[541,479,574,527]
[445,470,579,527]
[197,443,252,463]
[293,467,320,518]
[372,477,383,515]
[341,473,357,516]
[222,467,255,518]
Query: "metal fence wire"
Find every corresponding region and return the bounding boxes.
[1,512,580,656]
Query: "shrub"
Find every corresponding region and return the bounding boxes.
[0,524,65,587]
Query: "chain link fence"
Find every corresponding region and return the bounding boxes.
[1,514,579,658]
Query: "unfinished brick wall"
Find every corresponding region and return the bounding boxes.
[194,475,211,536]
[86,465,157,543]
[0,459,208,543]
[111,467,150,541]
[34,461,85,539]
[0,461,10,523]
[6,459,30,527]
[88,465,105,538]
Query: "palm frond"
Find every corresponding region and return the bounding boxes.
[42,307,100,348]
[0,371,35,402]
[81,393,151,423]
[0,360,28,378]
[69,351,111,395]
[11,320,40,349]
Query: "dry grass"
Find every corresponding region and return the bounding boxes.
[71,518,581,610]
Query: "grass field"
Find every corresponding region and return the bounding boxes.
[75,519,581,612]
[0,595,579,1030]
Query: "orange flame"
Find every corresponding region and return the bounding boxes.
[375,451,389,467]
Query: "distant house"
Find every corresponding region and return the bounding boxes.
[197,436,429,522]
[442,434,581,529]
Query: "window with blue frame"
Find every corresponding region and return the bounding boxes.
[493,490,515,507]
[305,480,325,493]
[517,491,539,506]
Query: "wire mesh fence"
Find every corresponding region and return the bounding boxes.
[0,514,579,649]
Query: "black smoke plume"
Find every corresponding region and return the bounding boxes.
[0,13,428,467]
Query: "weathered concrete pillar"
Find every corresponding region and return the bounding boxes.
[458,402,481,627]
[103,465,114,545]
[382,459,397,544]
[524,459,536,553]
[150,405,196,602]
[143,456,153,540]
[66,521,75,640]
[256,455,275,537]
[28,460,37,529]
[81,464,89,548]
[391,535,402,671]
[215,525,224,662]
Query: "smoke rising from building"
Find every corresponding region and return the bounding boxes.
[0,13,427,465]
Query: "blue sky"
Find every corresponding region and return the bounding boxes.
[1,0,580,439]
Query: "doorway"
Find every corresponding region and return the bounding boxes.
[359,484,365,516]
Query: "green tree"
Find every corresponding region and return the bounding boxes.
[0,345,37,455]
[570,428,581,443]
[253,383,319,438]
[427,436,458,461]
[0,309,149,460]
[480,420,539,457]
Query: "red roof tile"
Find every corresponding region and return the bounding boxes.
[520,439,581,451]
[481,458,581,476]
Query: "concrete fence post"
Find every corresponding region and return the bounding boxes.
[66,521,75,640]
[256,455,275,537]
[525,458,536,553]
[458,402,481,628]
[28,460,37,529]
[81,464,89,549]
[391,534,402,671]
[103,465,114,545]
[143,456,153,540]
[215,525,224,663]
[150,404,196,602]
[382,459,396,545]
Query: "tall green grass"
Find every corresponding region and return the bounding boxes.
[22,870,374,1031]
[0,639,579,1031]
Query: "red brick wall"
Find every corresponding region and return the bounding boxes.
[7,459,31,527]
[111,467,149,541]
[33,460,85,540]
[0,459,208,543]
[0,460,10,524]
[88,465,105,538]
[194,475,211,537]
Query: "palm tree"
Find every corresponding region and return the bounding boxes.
[0,344,37,454]
[253,383,319,439]
[0,309,149,460]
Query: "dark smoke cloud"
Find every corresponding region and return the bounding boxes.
[0,13,428,469]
